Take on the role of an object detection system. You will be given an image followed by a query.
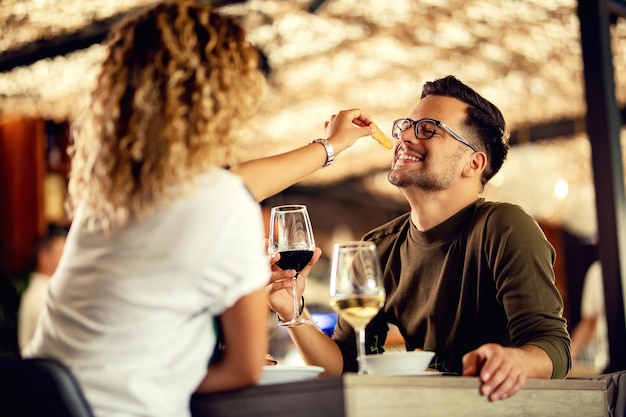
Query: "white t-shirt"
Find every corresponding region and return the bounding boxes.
[18,272,51,350]
[24,169,270,417]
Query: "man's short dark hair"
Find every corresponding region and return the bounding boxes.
[421,75,510,186]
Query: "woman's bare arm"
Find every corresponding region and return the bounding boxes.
[231,109,376,202]
[195,288,268,393]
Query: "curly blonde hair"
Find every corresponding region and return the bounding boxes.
[67,0,265,232]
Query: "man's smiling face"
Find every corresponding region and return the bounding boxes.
[388,95,473,192]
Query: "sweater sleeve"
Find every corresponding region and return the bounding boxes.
[482,204,572,378]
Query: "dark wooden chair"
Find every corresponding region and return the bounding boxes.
[0,356,94,417]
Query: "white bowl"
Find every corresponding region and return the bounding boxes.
[363,351,435,375]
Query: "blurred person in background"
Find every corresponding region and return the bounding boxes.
[570,260,608,374]
[22,1,376,417]
[18,224,68,351]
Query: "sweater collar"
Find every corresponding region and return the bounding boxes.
[408,198,484,246]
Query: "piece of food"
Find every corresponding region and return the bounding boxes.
[369,122,394,149]
[264,353,278,366]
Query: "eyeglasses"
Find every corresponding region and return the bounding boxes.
[391,118,477,152]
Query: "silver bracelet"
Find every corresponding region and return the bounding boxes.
[309,138,335,167]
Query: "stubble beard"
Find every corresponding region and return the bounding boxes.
[388,168,447,191]
[387,151,463,192]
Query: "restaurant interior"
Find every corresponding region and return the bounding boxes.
[0,0,625,384]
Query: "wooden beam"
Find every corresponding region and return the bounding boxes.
[0,14,121,72]
[0,0,250,73]
[578,0,626,372]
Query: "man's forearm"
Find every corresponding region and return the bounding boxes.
[287,309,345,376]
[518,344,554,378]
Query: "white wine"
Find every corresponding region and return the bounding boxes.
[330,295,384,330]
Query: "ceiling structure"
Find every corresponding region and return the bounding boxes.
[1,0,626,238]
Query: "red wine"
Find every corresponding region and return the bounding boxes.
[276,250,314,273]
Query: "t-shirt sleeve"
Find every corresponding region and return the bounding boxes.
[195,177,270,314]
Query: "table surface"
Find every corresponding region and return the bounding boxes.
[190,374,608,417]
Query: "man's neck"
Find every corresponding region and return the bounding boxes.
[402,186,481,231]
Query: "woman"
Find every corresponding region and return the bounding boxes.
[23,2,375,417]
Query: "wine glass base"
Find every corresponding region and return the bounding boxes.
[277,317,316,327]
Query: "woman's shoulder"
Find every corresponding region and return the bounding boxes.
[195,168,254,199]
[197,167,245,187]
[165,169,259,222]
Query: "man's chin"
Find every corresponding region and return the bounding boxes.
[388,171,412,188]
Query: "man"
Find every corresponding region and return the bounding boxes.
[18,225,67,350]
[268,75,571,402]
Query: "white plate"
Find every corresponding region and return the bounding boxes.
[365,371,441,376]
[258,365,325,385]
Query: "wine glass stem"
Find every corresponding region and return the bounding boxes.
[356,328,367,375]
[291,275,299,319]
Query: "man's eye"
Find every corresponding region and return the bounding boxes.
[418,126,435,137]
[401,122,413,131]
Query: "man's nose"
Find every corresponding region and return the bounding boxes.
[397,128,419,143]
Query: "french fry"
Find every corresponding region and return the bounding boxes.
[264,353,278,365]
[369,122,394,149]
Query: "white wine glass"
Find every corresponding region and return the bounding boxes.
[329,241,385,375]
[269,205,316,327]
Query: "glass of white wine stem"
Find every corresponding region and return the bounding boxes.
[329,241,385,375]
[269,205,316,327]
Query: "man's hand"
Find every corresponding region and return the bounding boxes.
[462,343,527,401]
[265,245,322,321]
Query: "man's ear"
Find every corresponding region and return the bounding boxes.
[463,151,487,178]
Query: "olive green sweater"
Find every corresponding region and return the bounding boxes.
[333,198,572,378]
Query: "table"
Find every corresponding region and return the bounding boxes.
[190,374,608,417]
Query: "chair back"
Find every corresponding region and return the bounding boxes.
[0,356,94,417]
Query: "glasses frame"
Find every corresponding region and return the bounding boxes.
[392,117,478,152]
